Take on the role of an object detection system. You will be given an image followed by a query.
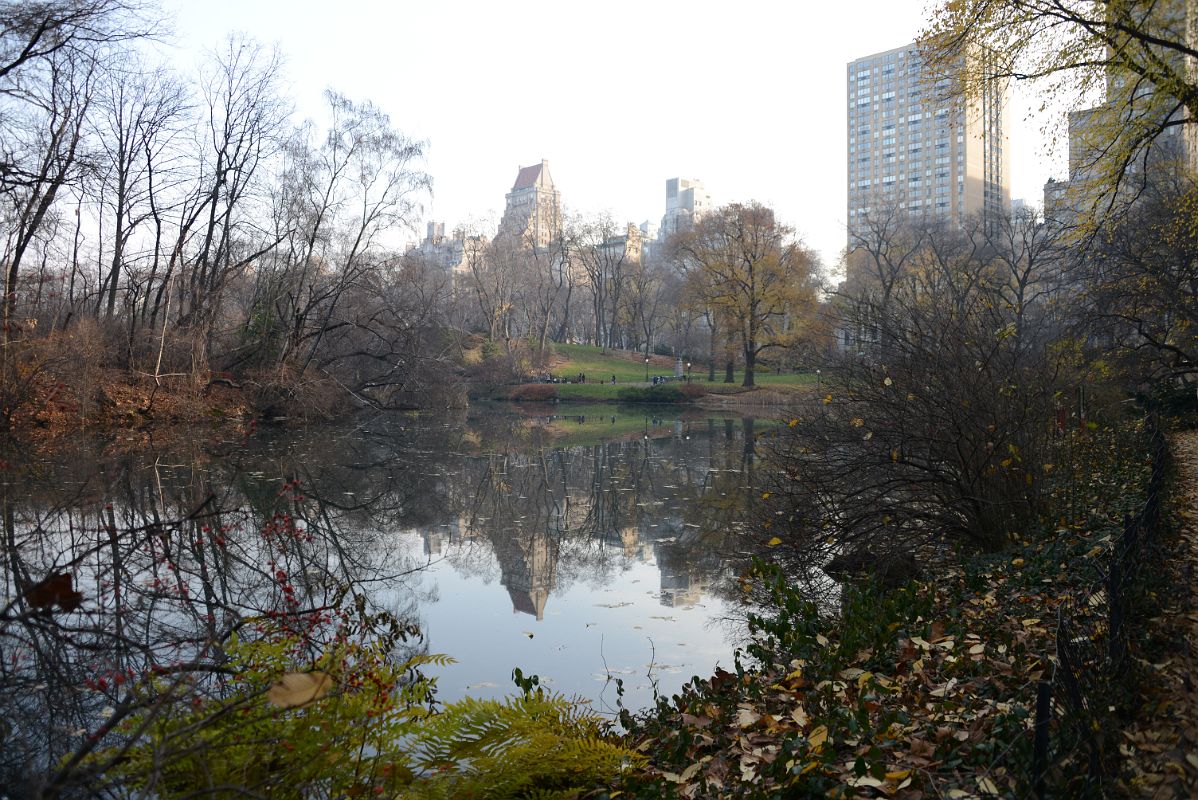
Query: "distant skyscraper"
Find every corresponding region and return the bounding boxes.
[500,159,561,248]
[660,178,711,239]
[846,42,1010,245]
[409,221,486,276]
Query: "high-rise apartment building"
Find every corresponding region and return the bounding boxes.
[500,159,561,248]
[846,43,1010,246]
[660,178,711,239]
[408,222,487,276]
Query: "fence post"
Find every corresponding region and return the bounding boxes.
[1033,679,1052,799]
[1106,519,1126,675]
[1056,616,1102,788]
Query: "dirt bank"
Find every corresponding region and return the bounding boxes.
[5,369,254,449]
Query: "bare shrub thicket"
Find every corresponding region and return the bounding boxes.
[763,212,1074,567]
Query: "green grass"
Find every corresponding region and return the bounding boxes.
[547,343,673,383]
[547,343,819,390]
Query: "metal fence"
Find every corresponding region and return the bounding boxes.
[1030,417,1169,797]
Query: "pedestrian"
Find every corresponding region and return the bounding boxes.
[611,374,616,384]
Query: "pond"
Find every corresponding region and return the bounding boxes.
[0,404,773,787]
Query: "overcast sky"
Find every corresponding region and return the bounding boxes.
[162,0,1069,272]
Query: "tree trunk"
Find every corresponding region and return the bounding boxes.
[707,323,717,381]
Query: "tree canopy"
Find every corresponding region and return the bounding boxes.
[674,202,818,387]
[921,0,1197,218]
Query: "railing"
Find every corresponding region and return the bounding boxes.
[1029,416,1168,797]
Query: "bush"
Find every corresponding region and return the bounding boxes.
[508,384,558,402]
[678,382,707,399]
[616,384,690,403]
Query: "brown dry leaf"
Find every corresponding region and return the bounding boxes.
[25,572,84,612]
[807,724,828,749]
[736,707,762,728]
[977,775,1000,795]
[267,671,332,708]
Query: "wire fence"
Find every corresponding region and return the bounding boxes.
[1029,416,1168,798]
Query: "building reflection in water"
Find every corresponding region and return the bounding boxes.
[409,418,757,620]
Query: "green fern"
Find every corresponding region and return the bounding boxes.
[400,693,643,799]
[81,629,637,799]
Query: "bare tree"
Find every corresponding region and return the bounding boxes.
[91,59,188,319]
[2,47,95,327]
[512,226,573,365]
[623,256,667,356]
[575,214,634,352]
[175,35,289,335]
[772,213,1070,567]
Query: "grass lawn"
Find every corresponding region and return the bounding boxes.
[547,343,674,383]
[547,343,819,390]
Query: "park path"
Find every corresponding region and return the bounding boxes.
[1119,430,1198,797]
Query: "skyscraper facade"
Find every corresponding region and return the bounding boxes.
[846,43,1010,246]
[660,177,711,239]
[500,159,562,248]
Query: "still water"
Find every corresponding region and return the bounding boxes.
[0,405,769,781]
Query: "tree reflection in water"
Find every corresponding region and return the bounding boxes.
[0,408,768,793]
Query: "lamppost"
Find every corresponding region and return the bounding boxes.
[686,361,692,383]
[816,368,821,394]
[644,355,650,383]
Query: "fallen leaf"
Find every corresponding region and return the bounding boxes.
[267,672,332,708]
[737,707,762,728]
[807,724,828,749]
[24,573,84,612]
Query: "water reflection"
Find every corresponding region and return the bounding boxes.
[0,407,765,791]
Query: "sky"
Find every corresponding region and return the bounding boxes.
[161,0,1069,272]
